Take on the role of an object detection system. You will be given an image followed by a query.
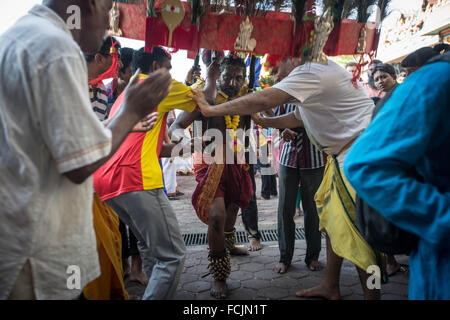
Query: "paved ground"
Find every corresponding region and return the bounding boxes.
[125,174,409,300]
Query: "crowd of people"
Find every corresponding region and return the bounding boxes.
[0,0,449,301]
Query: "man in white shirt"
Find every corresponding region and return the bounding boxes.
[190,57,383,300]
[0,0,171,299]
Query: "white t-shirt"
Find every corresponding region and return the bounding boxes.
[0,5,112,299]
[273,60,374,165]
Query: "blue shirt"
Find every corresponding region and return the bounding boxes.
[344,61,450,300]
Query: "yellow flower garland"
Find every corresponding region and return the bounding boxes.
[224,115,240,152]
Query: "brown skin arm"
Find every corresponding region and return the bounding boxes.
[63,68,172,184]
[189,87,293,117]
[252,111,303,129]
[262,109,276,117]
[167,60,219,142]
[160,126,177,158]
[203,61,220,104]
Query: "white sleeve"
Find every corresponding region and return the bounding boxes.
[272,64,321,104]
[34,56,112,173]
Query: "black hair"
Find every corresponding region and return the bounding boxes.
[371,59,383,65]
[373,63,396,79]
[84,36,121,63]
[152,46,171,66]
[401,44,450,68]
[119,47,135,73]
[131,47,171,74]
[219,56,247,79]
[346,62,357,68]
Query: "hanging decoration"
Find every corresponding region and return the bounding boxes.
[234,17,257,52]
[306,8,334,64]
[109,1,123,36]
[112,0,386,58]
[161,0,186,48]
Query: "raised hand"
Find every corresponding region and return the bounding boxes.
[132,112,159,132]
[251,113,262,125]
[206,60,220,82]
[281,128,298,142]
[188,89,214,117]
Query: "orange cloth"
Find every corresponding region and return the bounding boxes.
[83,194,128,300]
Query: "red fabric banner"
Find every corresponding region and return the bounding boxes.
[118,2,147,40]
[324,20,378,56]
[117,3,381,57]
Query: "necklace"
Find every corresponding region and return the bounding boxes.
[224,115,240,152]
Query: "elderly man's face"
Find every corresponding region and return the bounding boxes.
[219,65,245,98]
[80,0,113,54]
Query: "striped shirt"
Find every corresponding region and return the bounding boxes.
[89,83,110,121]
[274,104,326,169]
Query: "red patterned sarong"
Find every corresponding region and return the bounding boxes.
[192,162,254,225]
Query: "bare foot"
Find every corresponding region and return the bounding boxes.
[211,280,227,299]
[296,284,341,300]
[130,255,148,285]
[248,239,262,252]
[297,207,304,216]
[130,270,149,286]
[307,260,323,271]
[230,246,249,256]
[257,196,269,201]
[273,262,288,274]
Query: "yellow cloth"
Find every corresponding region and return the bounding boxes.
[83,194,128,300]
[137,74,197,190]
[315,156,385,273]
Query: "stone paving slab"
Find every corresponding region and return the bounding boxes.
[125,240,410,300]
[124,173,410,300]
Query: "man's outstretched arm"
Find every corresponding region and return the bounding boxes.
[252,111,303,129]
[189,87,293,117]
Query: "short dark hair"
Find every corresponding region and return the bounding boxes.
[219,56,247,78]
[346,62,357,68]
[401,44,450,68]
[373,63,396,79]
[84,36,121,63]
[119,47,135,73]
[131,47,171,74]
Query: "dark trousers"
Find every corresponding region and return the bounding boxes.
[241,164,261,241]
[261,174,277,199]
[119,219,139,260]
[277,165,324,266]
[259,159,277,199]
